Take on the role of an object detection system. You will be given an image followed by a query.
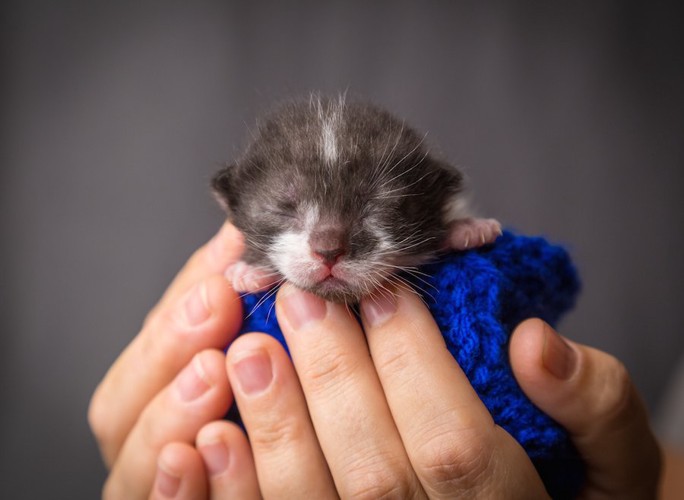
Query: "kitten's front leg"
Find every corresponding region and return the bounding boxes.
[225,260,282,293]
[448,218,502,251]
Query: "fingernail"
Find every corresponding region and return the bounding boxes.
[542,325,577,380]
[361,292,397,327]
[176,355,212,402]
[200,441,230,477]
[179,283,211,327]
[232,350,273,396]
[155,461,181,498]
[279,285,327,330]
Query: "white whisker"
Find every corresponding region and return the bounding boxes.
[245,277,285,319]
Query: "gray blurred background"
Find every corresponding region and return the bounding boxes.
[1,1,683,498]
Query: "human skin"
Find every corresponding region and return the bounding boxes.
[89,223,669,499]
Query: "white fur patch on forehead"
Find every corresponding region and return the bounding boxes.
[321,120,338,164]
[311,94,346,165]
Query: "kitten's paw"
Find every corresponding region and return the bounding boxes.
[448,218,502,250]
[225,261,281,293]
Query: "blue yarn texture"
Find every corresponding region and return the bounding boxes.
[237,231,585,498]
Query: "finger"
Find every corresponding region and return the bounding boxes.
[275,284,424,499]
[150,443,207,500]
[89,275,242,466]
[226,332,336,499]
[90,222,241,466]
[196,421,260,499]
[661,447,684,500]
[153,222,244,315]
[360,286,548,498]
[103,349,231,499]
[509,319,661,498]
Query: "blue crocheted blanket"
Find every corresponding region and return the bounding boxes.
[236,231,585,498]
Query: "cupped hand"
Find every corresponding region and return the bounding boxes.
[509,318,661,499]
[222,284,550,498]
[93,223,663,499]
[217,285,661,499]
[88,223,248,498]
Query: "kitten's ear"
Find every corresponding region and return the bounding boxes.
[432,158,464,186]
[432,159,471,224]
[211,164,237,215]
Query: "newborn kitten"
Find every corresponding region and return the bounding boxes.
[212,95,500,303]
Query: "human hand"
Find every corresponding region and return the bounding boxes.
[101,224,662,498]
[88,223,255,498]
[509,318,661,498]
[218,285,660,498]
[219,284,551,498]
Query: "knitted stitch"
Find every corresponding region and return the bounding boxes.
[236,231,585,498]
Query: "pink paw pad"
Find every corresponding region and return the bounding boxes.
[225,261,280,293]
[449,218,502,251]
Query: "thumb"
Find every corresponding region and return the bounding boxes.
[509,318,661,499]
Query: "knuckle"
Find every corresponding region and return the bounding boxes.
[373,338,414,377]
[142,303,161,328]
[248,414,305,453]
[415,430,495,495]
[138,409,167,452]
[342,457,417,500]
[137,397,187,454]
[591,354,633,421]
[298,349,360,393]
[188,245,207,270]
[87,389,106,439]
[87,386,116,452]
[345,480,412,500]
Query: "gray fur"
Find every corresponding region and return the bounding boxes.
[212,96,467,301]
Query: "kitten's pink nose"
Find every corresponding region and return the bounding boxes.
[313,248,345,267]
[309,227,347,267]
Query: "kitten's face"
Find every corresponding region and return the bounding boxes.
[226,164,441,302]
[212,98,464,302]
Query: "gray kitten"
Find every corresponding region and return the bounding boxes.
[212,95,500,303]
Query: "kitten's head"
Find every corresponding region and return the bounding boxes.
[213,96,466,302]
